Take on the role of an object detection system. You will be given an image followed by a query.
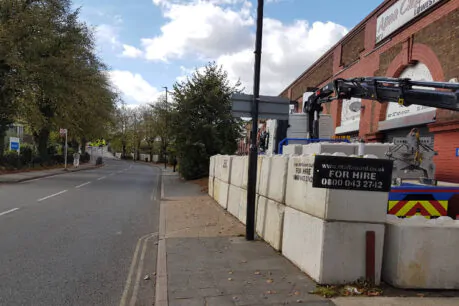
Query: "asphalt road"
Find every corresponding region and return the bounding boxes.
[0,159,161,306]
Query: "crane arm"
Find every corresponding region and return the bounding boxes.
[304,77,459,139]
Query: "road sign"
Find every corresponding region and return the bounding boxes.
[231,93,291,120]
[9,137,20,152]
[59,128,67,136]
[456,148,459,157]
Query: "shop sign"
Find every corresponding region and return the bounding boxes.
[385,62,436,121]
[336,97,361,134]
[312,155,394,192]
[376,0,446,43]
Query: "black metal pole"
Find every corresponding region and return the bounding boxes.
[246,0,264,241]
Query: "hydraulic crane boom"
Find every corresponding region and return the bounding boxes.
[304,77,459,139]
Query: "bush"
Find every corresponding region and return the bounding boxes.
[20,146,34,166]
[178,144,209,180]
[80,152,90,163]
[0,151,20,169]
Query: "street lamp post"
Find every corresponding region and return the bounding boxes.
[246,0,264,241]
[163,86,168,170]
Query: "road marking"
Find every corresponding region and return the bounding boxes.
[37,190,68,202]
[155,201,168,306]
[119,232,158,306]
[75,182,91,189]
[130,236,153,306]
[0,208,19,217]
[97,176,106,181]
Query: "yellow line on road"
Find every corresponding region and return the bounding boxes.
[119,232,158,306]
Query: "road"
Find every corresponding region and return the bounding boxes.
[0,159,161,306]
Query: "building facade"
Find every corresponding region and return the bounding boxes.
[280,0,459,182]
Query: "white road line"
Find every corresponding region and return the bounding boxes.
[37,190,68,202]
[97,176,106,181]
[0,208,19,217]
[75,182,91,189]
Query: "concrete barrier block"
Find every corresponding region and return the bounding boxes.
[242,156,263,192]
[228,185,242,218]
[283,145,303,155]
[256,196,285,251]
[363,143,395,159]
[217,180,229,209]
[383,218,459,289]
[267,155,289,203]
[209,155,216,177]
[258,156,272,199]
[238,188,247,225]
[213,178,220,201]
[230,156,245,188]
[215,155,232,183]
[208,177,214,197]
[285,154,389,223]
[282,207,385,285]
[302,143,358,156]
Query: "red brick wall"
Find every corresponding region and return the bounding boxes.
[429,121,459,183]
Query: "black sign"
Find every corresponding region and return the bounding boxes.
[312,155,393,192]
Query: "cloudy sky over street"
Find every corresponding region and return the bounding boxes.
[74,0,383,106]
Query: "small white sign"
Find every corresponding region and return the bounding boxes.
[302,92,313,113]
[376,0,445,43]
[385,62,435,121]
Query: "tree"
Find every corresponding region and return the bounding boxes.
[149,95,173,163]
[171,61,243,180]
[0,0,118,160]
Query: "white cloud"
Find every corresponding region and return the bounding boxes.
[155,0,348,95]
[142,0,253,62]
[94,24,121,49]
[135,0,348,95]
[121,44,144,58]
[217,18,348,95]
[107,70,163,105]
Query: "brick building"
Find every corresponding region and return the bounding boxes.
[280,0,459,182]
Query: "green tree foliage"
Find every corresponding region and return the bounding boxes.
[0,0,118,161]
[171,62,243,180]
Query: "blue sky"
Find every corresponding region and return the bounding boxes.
[73,0,384,107]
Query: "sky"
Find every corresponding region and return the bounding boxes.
[72,0,384,107]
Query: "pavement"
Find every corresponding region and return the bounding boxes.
[158,173,459,306]
[159,174,333,306]
[0,162,102,183]
[0,159,161,306]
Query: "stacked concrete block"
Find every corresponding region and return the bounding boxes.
[282,152,389,285]
[283,207,385,284]
[302,142,358,156]
[256,196,285,251]
[213,155,233,209]
[256,155,289,251]
[383,216,459,289]
[285,154,389,223]
[208,155,216,197]
[282,144,303,156]
[362,143,394,159]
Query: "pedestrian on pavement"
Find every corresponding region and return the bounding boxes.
[173,157,178,172]
[73,152,80,168]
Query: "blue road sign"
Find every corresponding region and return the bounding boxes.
[456,148,459,157]
[10,142,19,151]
